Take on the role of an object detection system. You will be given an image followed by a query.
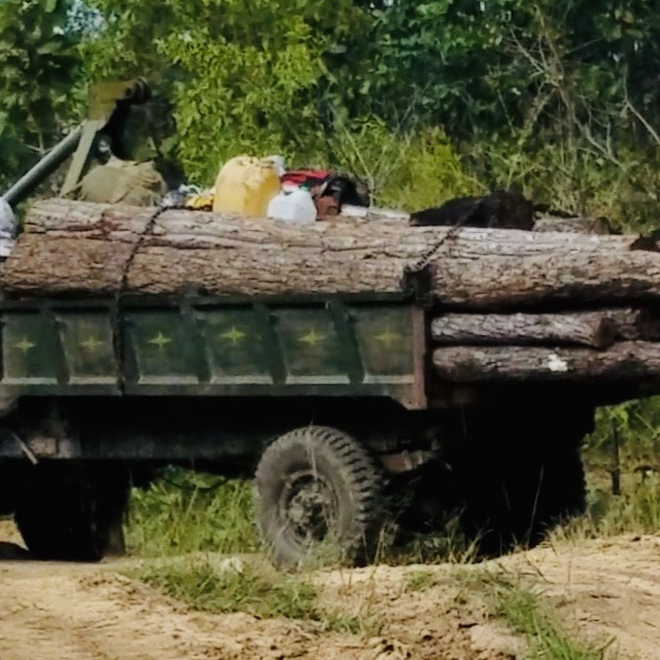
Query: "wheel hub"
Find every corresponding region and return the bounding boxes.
[283,473,336,542]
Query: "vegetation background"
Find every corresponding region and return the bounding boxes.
[2,0,660,555]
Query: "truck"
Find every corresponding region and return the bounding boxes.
[0,80,637,566]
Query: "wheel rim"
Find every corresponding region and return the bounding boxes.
[279,470,339,546]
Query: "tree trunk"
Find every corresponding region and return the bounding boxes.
[431,308,655,347]
[431,312,617,348]
[533,216,611,234]
[605,308,658,340]
[4,199,660,303]
[429,252,660,309]
[432,342,660,382]
[2,201,154,296]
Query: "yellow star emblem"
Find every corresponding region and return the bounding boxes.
[220,326,247,344]
[375,328,400,348]
[148,331,172,350]
[15,337,35,353]
[81,336,104,352]
[299,329,325,346]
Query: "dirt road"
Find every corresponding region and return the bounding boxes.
[504,535,660,660]
[0,521,658,660]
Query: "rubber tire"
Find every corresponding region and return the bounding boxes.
[15,466,130,562]
[16,483,106,561]
[255,426,385,568]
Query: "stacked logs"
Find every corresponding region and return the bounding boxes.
[431,310,660,383]
[5,199,660,385]
[427,216,660,384]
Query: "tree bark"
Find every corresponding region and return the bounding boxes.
[533,216,611,234]
[604,308,658,340]
[431,308,655,347]
[4,199,660,304]
[429,252,660,309]
[431,312,617,348]
[433,342,660,382]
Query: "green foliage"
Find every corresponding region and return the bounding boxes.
[3,0,660,227]
[553,473,660,542]
[588,398,660,468]
[125,468,259,557]
[327,120,481,209]
[82,0,372,184]
[0,0,83,187]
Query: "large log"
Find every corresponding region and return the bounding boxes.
[429,252,660,310]
[433,342,660,382]
[3,203,154,295]
[431,308,654,348]
[533,215,611,234]
[4,199,660,305]
[605,308,658,340]
[431,312,616,348]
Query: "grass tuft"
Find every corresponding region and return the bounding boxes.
[404,569,438,593]
[129,556,374,633]
[125,468,259,557]
[551,472,660,545]
[494,582,609,660]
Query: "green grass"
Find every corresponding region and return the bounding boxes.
[452,569,611,660]
[493,580,610,660]
[404,569,438,593]
[125,468,259,557]
[129,556,372,633]
[551,471,660,544]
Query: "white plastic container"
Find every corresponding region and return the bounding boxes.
[267,187,317,224]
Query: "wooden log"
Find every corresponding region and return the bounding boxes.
[604,308,657,340]
[431,312,616,348]
[433,342,660,382]
[5,199,660,304]
[533,216,611,234]
[431,308,655,347]
[2,202,154,295]
[429,252,660,310]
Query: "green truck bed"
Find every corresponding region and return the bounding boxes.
[0,294,427,409]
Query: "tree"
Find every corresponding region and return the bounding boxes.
[82,0,372,184]
[0,0,83,189]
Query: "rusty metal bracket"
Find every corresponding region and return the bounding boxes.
[379,449,436,474]
[10,432,38,465]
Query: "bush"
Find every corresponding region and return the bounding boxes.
[125,467,259,557]
[324,119,481,211]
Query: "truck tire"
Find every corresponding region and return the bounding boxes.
[15,465,129,562]
[255,426,385,568]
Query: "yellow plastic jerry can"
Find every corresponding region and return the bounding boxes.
[212,155,281,217]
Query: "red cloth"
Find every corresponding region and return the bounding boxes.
[281,169,332,186]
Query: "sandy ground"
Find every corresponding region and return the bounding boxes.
[0,520,658,660]
[502,535,660,660]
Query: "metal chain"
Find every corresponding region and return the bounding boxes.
[408,217,467,273]
[114,203,166,392]
[119,204,166,296]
